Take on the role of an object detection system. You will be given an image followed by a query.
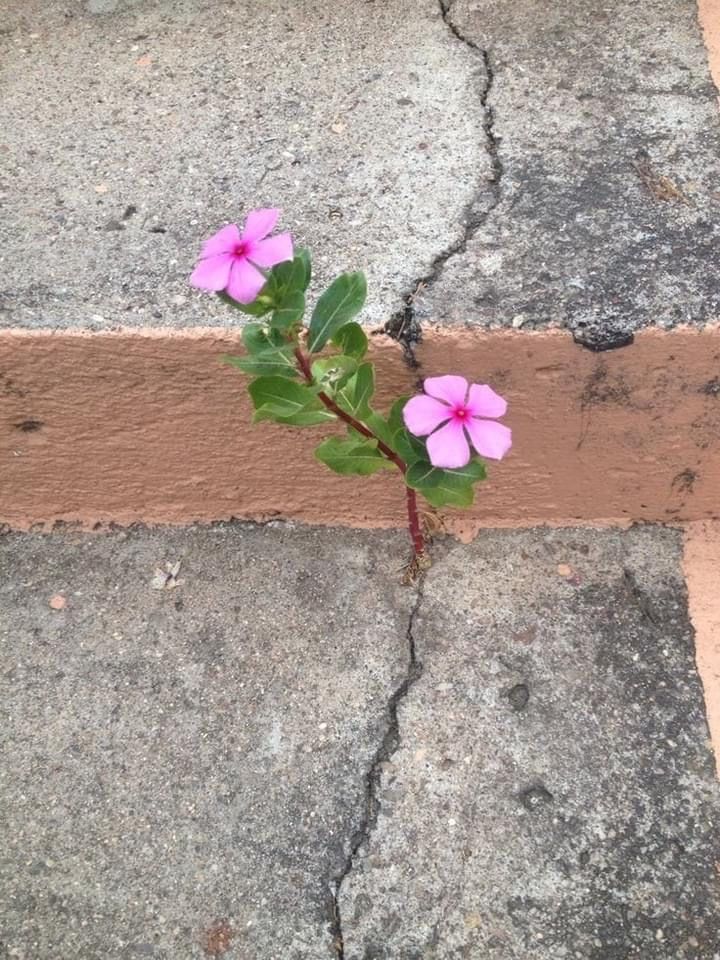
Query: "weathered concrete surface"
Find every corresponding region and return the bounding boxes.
[340,527,720,958]
[0,524,413,959]
[418,0,720,350]
[1,524,719,957]
[0,0,484,330]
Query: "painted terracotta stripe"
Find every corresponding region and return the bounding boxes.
[1,325,718,535]
[684,521,720,777]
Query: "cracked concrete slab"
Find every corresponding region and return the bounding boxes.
[0,524,413,959]
[0,0,484,331]
[340,527,720,959]
[417,0,720,350]
[2,523,719,958]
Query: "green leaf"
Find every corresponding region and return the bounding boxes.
[254,405,335,426]
[406,459,487,508]
[241,323,286,354]
[271,251,311,300]
[335,362,375,417]
[388,396,410,434]
[217,289,273,316]
[217,249,310,318]
[224,351,298,379]
[295,247,312,290]
[392,428,427,464]
[248,376,322,419]
[270,290,305,331]
[331,322,368,359]
[315,436,393,476]
[311,355,358,390]
[307,272,367,352]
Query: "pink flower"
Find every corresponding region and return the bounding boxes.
[190,208,293,304]
[403,375,512,469]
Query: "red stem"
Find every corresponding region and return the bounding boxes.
[405,486,425,558]
[294,346,425,557]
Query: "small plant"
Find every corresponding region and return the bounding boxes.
[191,209,512,577]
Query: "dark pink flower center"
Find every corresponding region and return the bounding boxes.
[233,241,249,259]
[452,405,469,421]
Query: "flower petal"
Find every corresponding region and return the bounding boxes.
[426,420,471,469]
[424,375,468,407]
[403,395,452,436]
[466,383,507,419]
[248,232,293,268]
[199,223,241,258]
[225,257,267,303]
[242,208,280,243]
[190,253,233,292]
[465,418,512,460]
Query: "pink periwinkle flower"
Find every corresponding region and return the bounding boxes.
[190,208,293,304]
[403,375,512,469]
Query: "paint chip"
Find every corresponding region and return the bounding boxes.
[151,560,182,590]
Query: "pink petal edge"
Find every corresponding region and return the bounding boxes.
[423,374,468,408]
[426,419,471,469]
[190,253,233,292]
[465,418,512,460]
[403,395,452,437]
[225,257,267,303]
[242,208,281,244]
[199,224,241,259]
[248,232,293,268]
[466,383,507,419]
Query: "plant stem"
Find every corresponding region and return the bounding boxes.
[405,486,425,558]
[294,346,425,558]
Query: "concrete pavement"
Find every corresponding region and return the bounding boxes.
[1,523,718,958]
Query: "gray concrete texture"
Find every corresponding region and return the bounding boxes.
[1,523,719,958]
[0,0,483,330]
[419,0,720,350]
[2,0,719,345]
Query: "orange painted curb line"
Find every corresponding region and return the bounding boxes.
[684,522,720,777]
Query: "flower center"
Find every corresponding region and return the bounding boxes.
[453,405,469,421]
[233,241,248,259]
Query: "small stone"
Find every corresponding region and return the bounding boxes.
[519,784,554,811]
[49,594,67,610]
[507,683,529,711]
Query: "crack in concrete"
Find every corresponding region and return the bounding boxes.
[384,0,503,365]
[328,574,427,959]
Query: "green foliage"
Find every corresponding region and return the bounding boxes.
[224,351,298,379]
[307,273,367,352]
[406,458,487,508]
[241,322,286,353]
[331,322,368,359]
[222,322,297,379]
[217,245,493,515]
[217,289,273,317]
[392,428,427,464]
[217,248,312,321]
[315,436,392,476]
[270,291,305,331]
[335,362,374,418]
[311,355,358,390]
[249,376,334,426]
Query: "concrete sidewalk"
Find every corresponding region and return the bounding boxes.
[1,524,718,958]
